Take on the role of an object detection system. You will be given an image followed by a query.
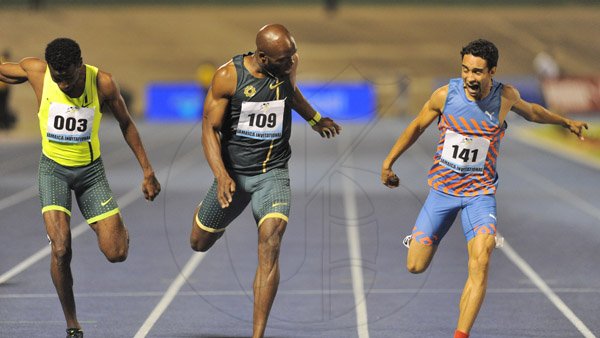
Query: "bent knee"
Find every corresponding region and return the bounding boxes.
[190,240,212,252]
[107,254,127,263]
[190,232,222,252]
[106,251,128,263]
[406,261,429,274]
[104,246,128,263]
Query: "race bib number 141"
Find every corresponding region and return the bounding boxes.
[440,130,490,174]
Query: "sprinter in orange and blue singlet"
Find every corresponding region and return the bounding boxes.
[414,77,506,244]
[382,39,587,338]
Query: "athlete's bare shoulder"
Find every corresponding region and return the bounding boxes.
[95,69,120,101]
[19,57,47,74]
[502,84,521,103]
[211,60,236,97]
[96,69,113,84]
[17,58,47,93]
[429,85,450,112]
[214,60,235,80]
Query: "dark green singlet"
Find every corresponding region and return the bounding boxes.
[220,53,295,176]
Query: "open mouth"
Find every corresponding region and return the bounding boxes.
[465,82,480,94]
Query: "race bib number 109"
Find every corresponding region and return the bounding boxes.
[46,102,94,143]
[236,99,285,140]
[440,130,490,174]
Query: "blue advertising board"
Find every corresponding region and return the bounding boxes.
[145,81,375,122]
[146,82,205,122]
[294,82,376,122]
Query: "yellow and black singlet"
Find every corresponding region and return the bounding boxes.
[38,65,102,167]
[221,53,294,176]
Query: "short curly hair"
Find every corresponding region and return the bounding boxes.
[45,38,81,71]
[460,39,499,70]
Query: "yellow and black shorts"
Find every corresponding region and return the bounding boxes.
[196,168,291,233]
[38,154,119,223]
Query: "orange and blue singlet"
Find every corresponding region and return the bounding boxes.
[413,78,506,244]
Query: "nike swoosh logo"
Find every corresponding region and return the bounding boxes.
[82,95,92,108]
[269,81,284,90]
[101,197,113,206]
[272,202,288,207]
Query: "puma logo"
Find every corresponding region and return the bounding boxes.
[269,81,284,90]
[484,111,494,120]
[489,213,497,221]
[101,197,113,206]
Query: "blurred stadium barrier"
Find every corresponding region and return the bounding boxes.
[146,82,204,122]
[541,77,600,114]
[145,81,375,123]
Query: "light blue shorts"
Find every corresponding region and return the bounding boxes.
[412,188,497,245]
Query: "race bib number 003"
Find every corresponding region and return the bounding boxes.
[440,130,490,174]
[236,99,285,140]
[46,102,94,143]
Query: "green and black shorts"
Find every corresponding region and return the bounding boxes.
[196,168,291,233]
[38,154,119,223]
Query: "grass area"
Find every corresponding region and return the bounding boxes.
[529,123,600,159]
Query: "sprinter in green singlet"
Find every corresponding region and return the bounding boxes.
[190,24,341,338]
[0,38,161,338]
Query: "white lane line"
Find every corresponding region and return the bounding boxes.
[0,152,39,173]
[501,161,599,338]
[512,128,600,172]
[0,187,141,285]
[0,147,199,284]
[0,144,144,214]
[133,252,206,338]
[4,287,600,299]
[340,140,370,338]
[507,160,600,224]
[0,186,37,212]
[0,125,179,216]
[500,239,596,338]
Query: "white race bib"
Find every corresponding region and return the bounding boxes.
[440,130,490,174]
[236,99,285,140]
[46,102,94,143]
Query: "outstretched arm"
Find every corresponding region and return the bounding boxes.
[201,62,237,208]
[0,57,50,105]
[98,71,160,201]
[381,86,446,188]
[0,58,28,84]
[507,85,588,140]
[288,54,341,138]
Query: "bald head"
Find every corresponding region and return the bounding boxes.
[256,24,296,54]
[255,24,297,77]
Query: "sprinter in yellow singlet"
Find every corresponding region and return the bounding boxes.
[0,38,161,338]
